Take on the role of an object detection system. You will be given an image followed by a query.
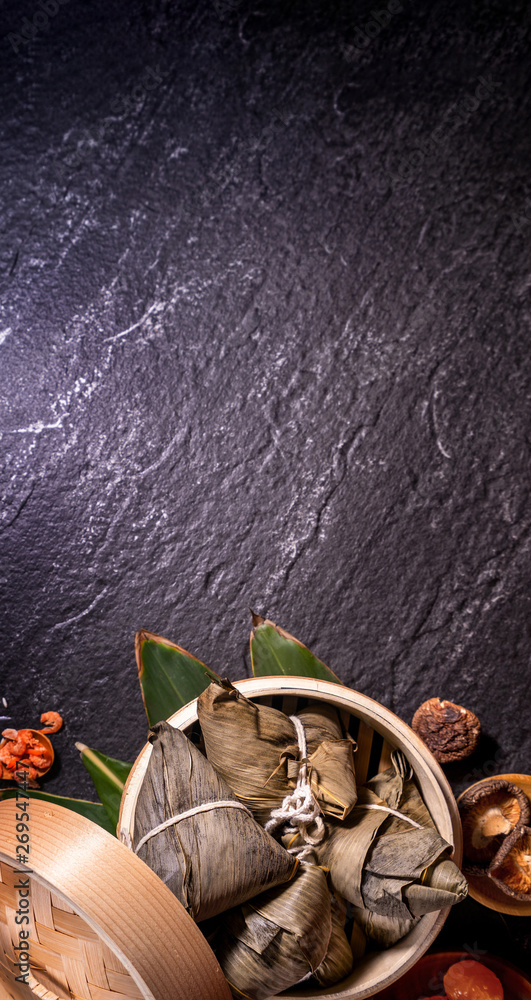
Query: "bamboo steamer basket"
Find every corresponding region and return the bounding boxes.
[0,797,231,1000]
[119,676,463,1000]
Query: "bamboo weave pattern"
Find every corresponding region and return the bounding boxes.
[0,859,146,1000]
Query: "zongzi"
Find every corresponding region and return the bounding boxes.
[282,750,414,904]
[312,895,354,987]
[212,862,332,1000]
[131,721,298,921]
[282,750,467,923]
[197,680,357,826]
[361,827,467,921]
[350,905,417,950]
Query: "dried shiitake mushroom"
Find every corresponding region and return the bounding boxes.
[488,824,531,900]
[458,779,531,866]
[412,698,481,763]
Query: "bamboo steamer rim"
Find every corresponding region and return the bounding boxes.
[119,676,463,1000]
[457,772,531,916]
[0,797,231,1000]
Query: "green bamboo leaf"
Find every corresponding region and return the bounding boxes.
[75,744,132,829]
[136,629,222,726]
[250,613,343,684]
[0,788,116,836]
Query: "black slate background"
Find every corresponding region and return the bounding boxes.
[1,0,530,975]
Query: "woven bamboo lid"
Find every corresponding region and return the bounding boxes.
[0,798,231,1000]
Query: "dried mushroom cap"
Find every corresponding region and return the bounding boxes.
[488,824,531,900]
[412,698,481,763]
[459,779,531,865]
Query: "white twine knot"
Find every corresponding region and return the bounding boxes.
[265,715,324,859]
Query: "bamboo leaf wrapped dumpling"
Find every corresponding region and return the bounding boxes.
[284,751,413,905]
[361,827,467,921]
[350,906,417,950]
[212,863,332,1000]
[283,750,467,926]
[197,681,357,825]
[359,756,467,920]
[130,721,298,921]
[312,895,354,988]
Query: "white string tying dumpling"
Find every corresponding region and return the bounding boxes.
[265,715,325,859]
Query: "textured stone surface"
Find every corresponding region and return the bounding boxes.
[1,0,530,965]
